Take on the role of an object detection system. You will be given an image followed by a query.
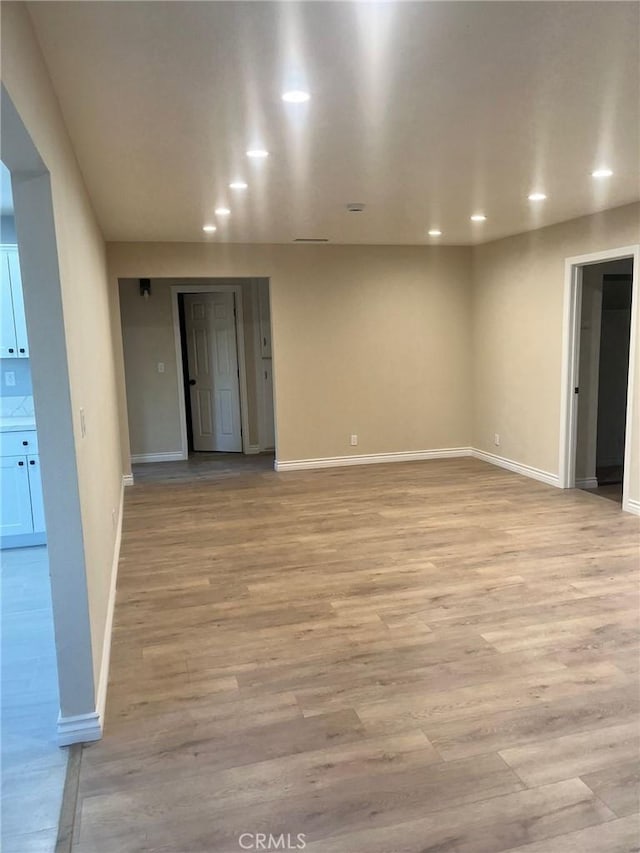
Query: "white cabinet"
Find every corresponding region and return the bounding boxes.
[0,456,34,536]
[0,430,46,547]
[1,252,17,358]
[27,455,46,534]
[0,246,29,358]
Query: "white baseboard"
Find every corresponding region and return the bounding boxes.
[131,451,185,464]
[57,711,102,747]
[624,498,640,516]
[122,472,134,486]
[274,445,565,490]
[471,448,560,488]
[275,447,472,472]
[575,477,598,489]
[95,476,124,724]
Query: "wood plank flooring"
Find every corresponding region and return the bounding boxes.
[74,458,639,852]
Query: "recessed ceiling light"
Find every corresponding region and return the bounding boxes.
[282,90,310,103]
[202,224,217,233]
[428,229,442,236]
[528,192,547,201]
[591,168,613,178]
[470,214,487,222]
[246,149,269,159]
[229,181,248,190]
[215,207,231,216]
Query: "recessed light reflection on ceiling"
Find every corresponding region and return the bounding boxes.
[215,207,231,216]
[229,181,248,190]
[428,229,442,237]
[470,214,487,222]
[528,192,547,201]
[246,149,269,159]
[591,168,613,178]
[202,225,217,233]
[281,90,310,103]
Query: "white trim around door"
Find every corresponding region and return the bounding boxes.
[559,244,639,514]
[171,284,252,459]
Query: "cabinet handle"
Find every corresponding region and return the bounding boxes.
[19,348,25,354]
[8,348,14,353]
[263,337,267,347]
[22,441,28,446]
[29,460,36,465]
[18,460,24,466]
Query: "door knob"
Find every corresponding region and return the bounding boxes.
[189,379,196,386]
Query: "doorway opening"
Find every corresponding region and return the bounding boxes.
[119,277,275,483]
[172,280,275,460]
[560,246,638,512]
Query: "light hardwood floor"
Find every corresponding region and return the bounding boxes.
[74,458,639,852]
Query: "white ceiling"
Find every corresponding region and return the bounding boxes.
[28,1,640,245]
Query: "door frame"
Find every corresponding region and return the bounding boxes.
[559,243,639,513]
[171,283,252,457]
[251,279,276,452]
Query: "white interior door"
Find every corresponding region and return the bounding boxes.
[184,292,242,452]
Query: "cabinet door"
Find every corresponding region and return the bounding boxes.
[6,250,29,357]
[258,284,272,358]
[0,251,18,357]
[0,456,34,536]
[27,456,46,533]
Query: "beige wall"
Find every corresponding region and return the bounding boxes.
[471,202,640,502]
[109,243,474,463]
[2,4,124,700]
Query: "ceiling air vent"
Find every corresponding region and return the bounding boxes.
[293,238,329,243]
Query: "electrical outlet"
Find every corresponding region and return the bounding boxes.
[494,433,500,447]
[112,508,117,527]
[80,407,87,438]
[350,434,358,446]
[4,371,15,387]
[157,362,165,373]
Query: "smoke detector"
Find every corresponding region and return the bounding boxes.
[346,203,365,213]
